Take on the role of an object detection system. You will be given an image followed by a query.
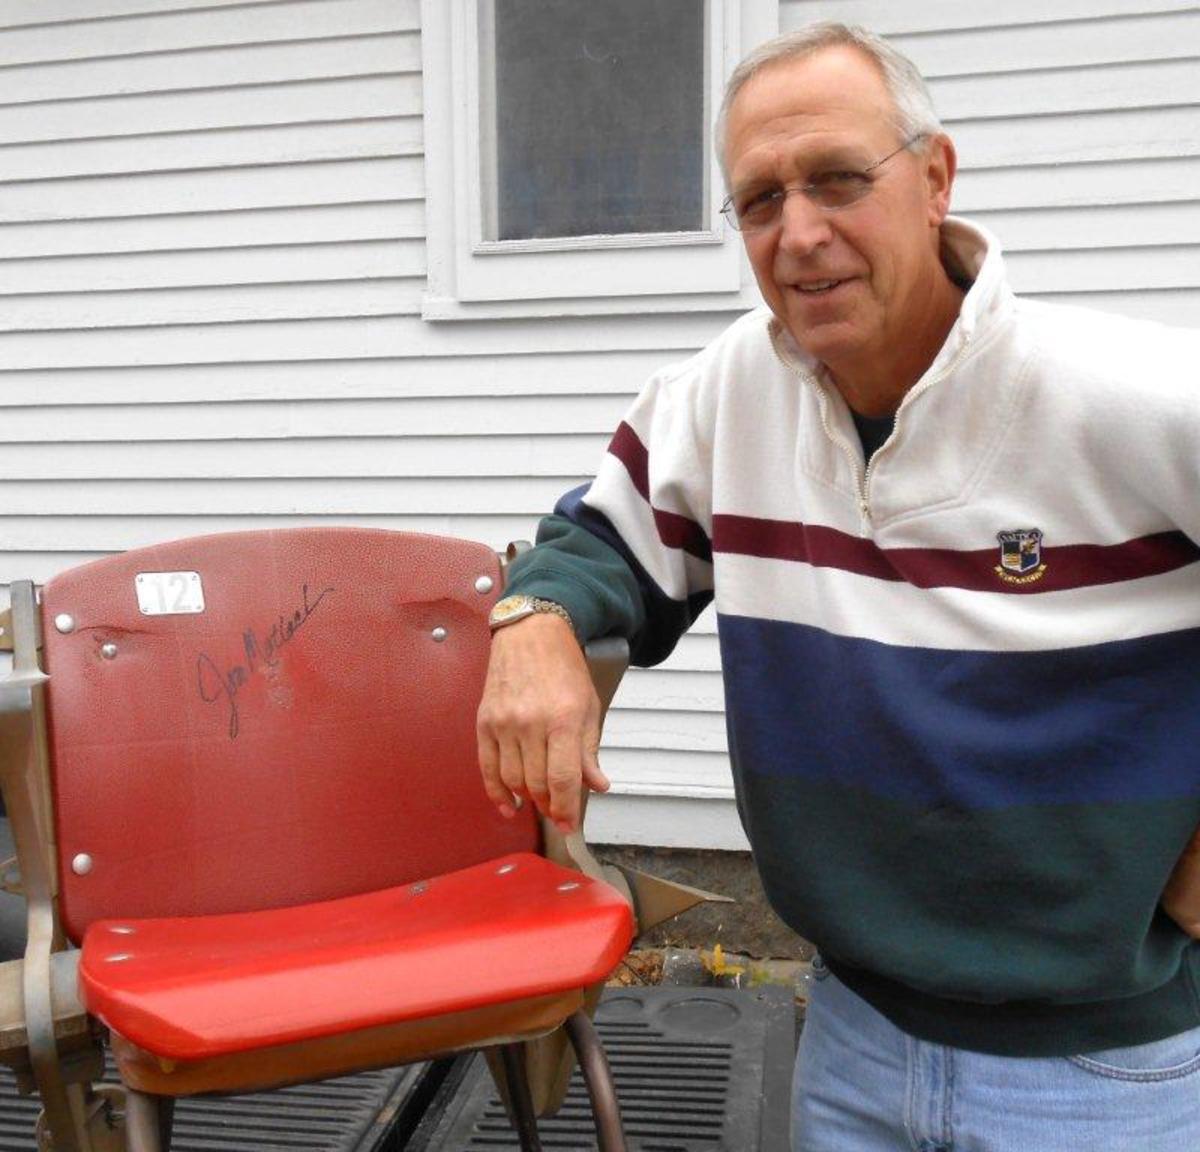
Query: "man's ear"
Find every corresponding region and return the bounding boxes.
[924,134,957,226]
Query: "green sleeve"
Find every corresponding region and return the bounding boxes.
[503,514,646,644]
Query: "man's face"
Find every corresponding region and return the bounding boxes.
[724,47,955,380]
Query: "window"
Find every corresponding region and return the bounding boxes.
[482,0,706,241]
[421,0,776,319]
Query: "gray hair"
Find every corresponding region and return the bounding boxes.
[715,23,943,186]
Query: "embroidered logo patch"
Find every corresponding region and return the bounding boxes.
[995,529,1046,585]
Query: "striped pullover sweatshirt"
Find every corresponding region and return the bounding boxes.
[505,217,1200,1056]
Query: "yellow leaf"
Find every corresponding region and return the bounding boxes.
[700,942,745,978]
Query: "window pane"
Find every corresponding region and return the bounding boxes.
[485,0,707,241]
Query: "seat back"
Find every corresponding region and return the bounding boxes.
[39,528,538,942]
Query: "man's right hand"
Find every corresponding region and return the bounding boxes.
[476,613,610,833]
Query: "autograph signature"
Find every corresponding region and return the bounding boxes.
[196,582,333,739]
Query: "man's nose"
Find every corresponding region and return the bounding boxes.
[777,190,834,257]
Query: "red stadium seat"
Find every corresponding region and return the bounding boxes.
[0,528,717,1152]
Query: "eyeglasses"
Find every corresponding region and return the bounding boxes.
[720,133,928,233]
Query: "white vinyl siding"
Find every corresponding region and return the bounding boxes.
[1,1,1197,848]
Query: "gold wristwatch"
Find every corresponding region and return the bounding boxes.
[488,594,574,633]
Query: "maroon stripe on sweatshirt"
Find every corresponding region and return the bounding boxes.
[711,514,1200,594]
[607,422,713,563]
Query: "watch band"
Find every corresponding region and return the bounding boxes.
[488,594,575,633]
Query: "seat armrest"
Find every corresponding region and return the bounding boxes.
[540,637,630,884]
[0,583,88,1147]
[0,582,57,918]
[584,636,628,719]
[0,953,90,1063]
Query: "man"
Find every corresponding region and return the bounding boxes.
[477,23,1200,1151]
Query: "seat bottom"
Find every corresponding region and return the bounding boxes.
[80,852,634,1061]
[110,987,582,1096]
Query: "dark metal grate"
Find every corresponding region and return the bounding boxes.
[0,1061,429,1152]
[419,986,794,1151]
[166,1070,424,1151]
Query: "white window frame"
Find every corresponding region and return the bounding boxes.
[420,0,776,321]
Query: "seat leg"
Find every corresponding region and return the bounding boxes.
[124,1090,170,1152]
[158,1098,175,1149]
[565,1011,627,1152]
[499,1044,543,1152]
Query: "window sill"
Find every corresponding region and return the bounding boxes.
[421,286,764,322]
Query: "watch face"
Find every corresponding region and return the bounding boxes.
[489,595,533,626]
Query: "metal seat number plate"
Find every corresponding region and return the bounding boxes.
[135,571,205,616]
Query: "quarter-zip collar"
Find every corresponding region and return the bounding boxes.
[766,217,1021,531]
[768,216,1011,391]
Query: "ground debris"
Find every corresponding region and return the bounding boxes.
[607,948,666,986]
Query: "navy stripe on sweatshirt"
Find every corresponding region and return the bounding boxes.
[719,614,1200,808]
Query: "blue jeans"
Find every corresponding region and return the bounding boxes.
[793,959,1200,1151]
